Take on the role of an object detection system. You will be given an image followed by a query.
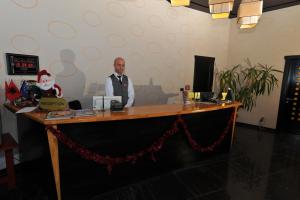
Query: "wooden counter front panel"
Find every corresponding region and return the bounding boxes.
[4,102,240,199]
[57,108,234,191]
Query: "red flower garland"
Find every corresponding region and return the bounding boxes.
[178,114,234,152]
[46,111,235,174]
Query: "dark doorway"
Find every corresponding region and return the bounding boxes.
[277,56,300,134]
[193,56,215,92]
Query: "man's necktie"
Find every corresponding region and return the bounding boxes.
[117,75,122,84]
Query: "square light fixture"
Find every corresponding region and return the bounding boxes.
[237,0,263,29]
[209,0,234,19]
[171,0,190,7]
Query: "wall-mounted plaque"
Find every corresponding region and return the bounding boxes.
[6,53,39,75]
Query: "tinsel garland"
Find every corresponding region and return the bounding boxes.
[46,111,235,174]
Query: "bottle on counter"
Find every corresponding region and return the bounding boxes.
[183,85,192,105]
[178,88,184,104]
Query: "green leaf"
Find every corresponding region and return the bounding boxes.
[217,59,282,112]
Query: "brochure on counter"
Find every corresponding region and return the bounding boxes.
[45,109,96,120]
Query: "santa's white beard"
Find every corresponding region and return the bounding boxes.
[37,79,55,91]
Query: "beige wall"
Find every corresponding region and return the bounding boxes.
[1,0,298,169]
[227,5,300,129]
[0,0,230,108]
[0,0,230,169]
[0,1,299,133]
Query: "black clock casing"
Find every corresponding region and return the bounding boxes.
[6,53,39,75]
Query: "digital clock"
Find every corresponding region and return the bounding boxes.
[6,53,39,75]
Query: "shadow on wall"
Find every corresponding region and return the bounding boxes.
[134,79,178,106]
[55,49,178,108]
[55,49,86,105]
[83,78,178,108]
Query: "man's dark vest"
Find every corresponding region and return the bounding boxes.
[110,74,129,106]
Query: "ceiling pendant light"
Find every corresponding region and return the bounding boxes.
[209,0,234,19]
[237,0,263,29]
[171,0,190,7]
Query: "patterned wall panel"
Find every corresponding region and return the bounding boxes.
[0,0,229,107]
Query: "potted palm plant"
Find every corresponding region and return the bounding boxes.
[218,59,282,111]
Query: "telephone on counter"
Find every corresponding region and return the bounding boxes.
[110,100,124,111]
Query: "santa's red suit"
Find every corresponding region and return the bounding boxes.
[36,70,63,98]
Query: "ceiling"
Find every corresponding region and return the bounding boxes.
[167,0,300,18]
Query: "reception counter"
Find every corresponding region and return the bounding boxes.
[5,102,241,200]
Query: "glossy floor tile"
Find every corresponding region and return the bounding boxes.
[0,126,299,200]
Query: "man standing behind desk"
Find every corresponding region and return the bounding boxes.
[105,57,135,107]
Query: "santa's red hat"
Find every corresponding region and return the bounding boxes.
[37,69,51,82]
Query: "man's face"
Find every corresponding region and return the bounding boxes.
[114,59,125,75]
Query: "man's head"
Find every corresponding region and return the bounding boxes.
[114,57,125,75]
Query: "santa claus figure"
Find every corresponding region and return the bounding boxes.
[36,70,63,98]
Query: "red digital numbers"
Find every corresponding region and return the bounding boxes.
[15,62,34,68]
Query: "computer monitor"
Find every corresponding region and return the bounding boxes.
[93,96,122,110]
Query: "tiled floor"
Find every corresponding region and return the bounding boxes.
[0,126,299,200]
